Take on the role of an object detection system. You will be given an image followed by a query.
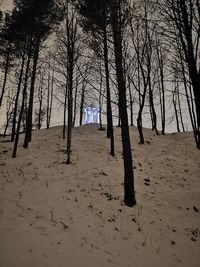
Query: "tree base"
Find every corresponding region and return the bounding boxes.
[23,143,29,149]
[124,197,136,207]
[66,158,71,165]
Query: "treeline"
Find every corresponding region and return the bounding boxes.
[0,0,199,206]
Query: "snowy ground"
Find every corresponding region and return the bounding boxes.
[0,124,200,267]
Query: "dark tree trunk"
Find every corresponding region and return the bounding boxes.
[98,64,103,130]
[128,77,134,126]
[3,108,12,137]
[177,1,200,147]
[137,109,144,144]
[73,76,78,127]
[181,54,200,147]
[12,39,33,157]
[177,86,185,132]
[23,39,40,148]
[111,1,136,207]
[12,79,27,158]
[79,83,85,127]
[103,18,114,156]
[66,62,73,164]
[117,104,121,127]
[173,92,180,133]
[47,68,54,129]
[46,66,51,129]
[38,75,44,130]
[63,81,68,140]
[11,46,26,142]
[157,44,165,135]
[159,70,165,135]
[149,81,159,135]
[137,81,148,144]
[0,52,10,108]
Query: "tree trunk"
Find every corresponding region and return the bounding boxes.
[149,81,159,135]
[23,38,40,148]
[66,62,73,164]
[173,91,180,133]
[111,1,136,207]
[46,65,51,129]
[103,19,115,156]
[63,81,68,139]
[178,1,200,147]
[11,46,26,142]
[128,77,134,126]
[38,73,44,130]
[177,86,185,132]
[12,39,33,157]
[79,83,85,127]
[98,64,103,130]
[181,55,199,147]
[73,75,78,127]
[157,45,165,135]
[0,52,10,108]
[48,68,54,129]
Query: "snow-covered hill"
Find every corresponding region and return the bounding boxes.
[0,124,200,266]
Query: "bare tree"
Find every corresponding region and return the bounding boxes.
[161,0,200,148]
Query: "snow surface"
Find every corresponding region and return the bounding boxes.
[0,124,200,266]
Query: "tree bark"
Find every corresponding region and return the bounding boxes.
[0,52,10,108]
[110,1,136,207]
[103,18,115,156]
[11,46,26,142]
[79,82,85,127]
[12,39,33,157]
[23,38,40,148]
[63,81,68,139]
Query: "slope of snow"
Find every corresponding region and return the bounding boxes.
[0,124,200,267]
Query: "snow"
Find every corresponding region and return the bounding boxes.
[0,124,200,266]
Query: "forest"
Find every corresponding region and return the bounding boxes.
[0,0,200,266]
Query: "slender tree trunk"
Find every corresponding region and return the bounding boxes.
[159,70,165,135]
[103,19,114,156]
[12,81,27,158]
[12,39,33,157]
[137,83,147,144]
[98,89,103,130]
[3,108,12,137]
[0,52,10,108]
[111,1,136,207]
[117,104,121,127]
[38,74,44,130]
[136,46,147,144]
[66,62,73,164]
[157,45,165,135]
[48,68,54,129]
[11,46,26,142]
[173,91,180,133]
[23,38,40,148]
[177,86,185,132]
[73,75,78,127]
[98,64,103,130]
[128,77,134,126]
[79,83,85,127]
[149,81,159,135]
[63,81,68,139]
[46,65,51,129]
